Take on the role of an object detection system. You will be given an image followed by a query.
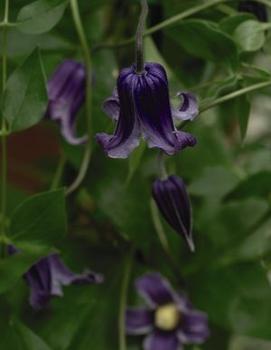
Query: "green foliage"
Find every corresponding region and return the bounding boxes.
[2,49,47,132]
[9,188,66,247]
[16,0,67,34]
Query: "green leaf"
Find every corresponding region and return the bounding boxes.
[189,166,239,199]
[166,19,239,67]
[220,14,254,35]
[190,262,271,339]
[234,20,266,52]
[226,171,271,200]
[9,188,67,246]
[2,49,47,132]
[237,94,251,141]
[0,244,53,295]
[17,0,67,34]
[0,319,52,350]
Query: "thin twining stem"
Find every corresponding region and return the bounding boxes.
[66,0,92,195]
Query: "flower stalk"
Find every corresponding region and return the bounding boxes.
[135,0,148,74]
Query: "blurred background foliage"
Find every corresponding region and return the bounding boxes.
[0,0,271,349]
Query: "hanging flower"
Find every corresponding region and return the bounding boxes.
[238,1,268,22]
[96,62,198,159]
[46,60,87,145]
[8,246,103,310]
[126,273,209,350]
[152,175,194,252]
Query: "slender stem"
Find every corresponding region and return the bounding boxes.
[0,0,9,241]
[50,153,66,190]
[135,0,148,74]
[119,247,134,350]
[199,79,271,113]
[158,151,168,179]
[67,0,92,195]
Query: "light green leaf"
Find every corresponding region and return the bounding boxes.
[234,20,266,52]
[17,0,67,34]
[2,49,47,132]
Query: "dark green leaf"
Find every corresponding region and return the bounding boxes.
[166,19,239,67]
[220,14,254,35]
[9,188,66,246]
[17,0,67,34]
[2,49,47,132]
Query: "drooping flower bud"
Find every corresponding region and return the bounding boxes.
[152,175,194,252]
[46,60,87,145]
[96,62,197,159]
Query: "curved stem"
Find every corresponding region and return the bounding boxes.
[50,153,66,190]
[119,247,134,350]
[0,0,9,242]
[67,0,92,195]
[199,79,271,113]
[135,0,148,74]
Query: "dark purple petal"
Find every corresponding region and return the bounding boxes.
[135,273,176,307]
[172,92,198,121]
[178,310,209,344]
[47,60,87,145]
[25,253,103,310]
[238,1,268,22]
[126,308,154,335]
[97,62,196,158]
[135,63,196,155]
[152,175,194,252]
[102,88,120,120]
[143,330,179,350]
[96,67,141,158]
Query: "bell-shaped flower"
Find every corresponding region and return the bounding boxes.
[96,62,197,158]
[8,246,103,310]
[46,60,87,145]
[152,175,194,252]
[126,273,209,350]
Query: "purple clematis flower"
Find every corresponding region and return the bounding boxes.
[126,273,209,350]
[8,246,103,310]
[46,60,87,145]
[238,1,268,22]
[96,62,197,158]
[152,175,194,252]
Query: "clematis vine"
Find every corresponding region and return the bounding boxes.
[46,60,88,145]
[152,175,194,252]
[126,273,209,350]
[96,62,198,159]
[8,246,103,310]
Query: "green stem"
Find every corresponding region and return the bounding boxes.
[199,79,271,113]
[135,0,148,74]
[67,0,92,195]
[0,0,9,241]
[158,151,168,179]
[119,247,134,350]
[50,153,66,190]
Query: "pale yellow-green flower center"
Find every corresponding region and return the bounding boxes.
[155,303,180,331]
